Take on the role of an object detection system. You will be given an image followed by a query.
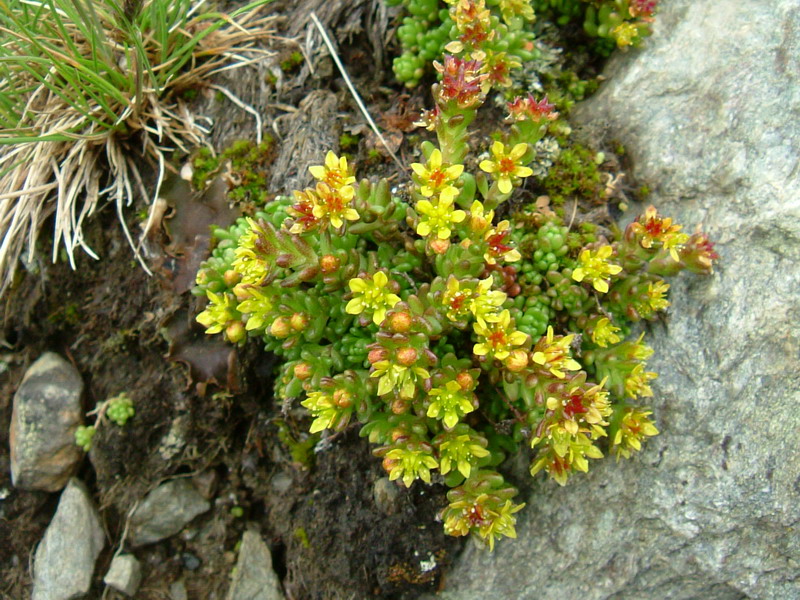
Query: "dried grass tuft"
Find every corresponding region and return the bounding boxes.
[0,0,277,295]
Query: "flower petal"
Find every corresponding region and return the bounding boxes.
[345,298,364,314]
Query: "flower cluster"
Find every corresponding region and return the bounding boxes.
[193,38,716,551]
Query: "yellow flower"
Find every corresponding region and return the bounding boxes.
[427,380,476,429]
[371,359,430,399]
[345,271,401,325]
[441,276,474,322]
[624,363,658,399]
[477,499,524,551]
[480,50,522,89]
[232,218,270,285]
[410,148,464,202]
[438,434,490,479]
[287,189,321,234]
[236,287,273,331]
[415,196,466,240]
[310,182,359,229]
[484,220,521,264]
[629,206,689,261]
[301,389,353,433]
[612,22,639,48]
[468,200,494,234]
[636,280,671,318]
[308,151,356,191]
[473,309,528,361]
[468,276,507,327]
[196,291,237,334]
[611,408,659,459]
[530,429,604,484]
[591,317,621,347]
[498,0,534,24]
[531,326,582,378]
[479,141,533,194]
[384,444,438,487]
[571,245,623,293]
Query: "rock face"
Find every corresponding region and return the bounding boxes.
[128,479,211,547]
[227,530,284,600]
[32,479,105,600]
[433,2,800,599]
[10,352,84,491]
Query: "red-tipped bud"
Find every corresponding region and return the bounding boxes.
[390,429,408,443]
[396,347,418,367]
[290,312,308,331]
[223,270,242,288]
[233,284,250,302]
[333,388,353,409]
[368,348,387,364]
[320,254,340,273]
[388,311,413,333]
[456,371,475,390]
[505,349,529,372]
[382,457,398,473]
[429,238,451,254]
[293,362,313,380]
[270,317,291,338]
[391,397,410,414]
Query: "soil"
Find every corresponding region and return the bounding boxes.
[0,1,617,598]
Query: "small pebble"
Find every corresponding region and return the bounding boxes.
[181,552,201,571]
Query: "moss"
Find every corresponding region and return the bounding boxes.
[294,526,311,548]
[47,302,81,326]
[339,132,360,151]
[191,138,276,207]
[280,50,304,73]
[275,419,319,469]
[542,141,605,204]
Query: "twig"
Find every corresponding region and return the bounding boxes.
[567,198,578,231]
[209,83,263,145]
[309,12,406,172]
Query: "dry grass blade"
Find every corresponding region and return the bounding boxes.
[0,0,278,296]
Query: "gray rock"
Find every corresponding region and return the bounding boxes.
[373,476,401,516]
[103,554,142,597]
[10,352,84,491]
[169,580,188,600]
[227,530,284,600]
[433,2,800,599]
[128,479,210,547]
[32,478,105,600]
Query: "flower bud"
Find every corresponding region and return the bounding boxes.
[390,429,408,442]
[333,388,353,409]
[505,349,529,372]
[293,362,313,380]
[270,316,291,338]
[226,321,246,344]
[388,311,413,333]
[368,348,387,364]
[396,347,418,367]
[456,371,475,390]
[391,397,410,414]
[223,270,242,288]
[233,284,250,301]
[320,254,340,273]
[429,238,450,254]
[290,312,308,331]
